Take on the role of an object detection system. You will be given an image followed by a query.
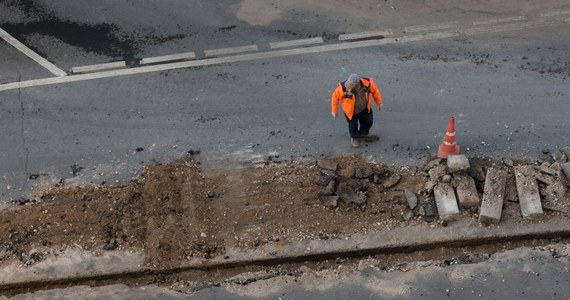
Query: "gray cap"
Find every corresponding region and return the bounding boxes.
[345,74,360,89]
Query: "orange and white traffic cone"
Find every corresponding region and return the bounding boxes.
[437,116,460,158]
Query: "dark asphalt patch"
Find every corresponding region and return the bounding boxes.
[2,0,186,61]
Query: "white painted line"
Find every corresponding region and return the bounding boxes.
[140,52,196,64]
[540,10,570,17]
[204,45,259,57]
[0,27,67,77]
[71,61,126,74]
[465,17,570,36]
[270,37,323,49]
[0,32,459,92]
[473,16,526,26]
[338,29,394,41]
[404,23,457,33]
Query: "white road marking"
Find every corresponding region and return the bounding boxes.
[540,10,570,17]
[404,23,457,33]
[465,17,570,36]
[338,29,394,41]
[204,45,259,57]
[140,52,196,64]
[269,37,323,49]
[0,27,67,77]
[473,16,526,26]
[0,32,458,92]
[2,11,570,93]
[71,61,126,74]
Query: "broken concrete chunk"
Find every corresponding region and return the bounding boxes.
[539,165,557,177]
[428,164,447,181]
[422,201,437,222]
[423,158,442,172]
[424,180,436,194]
[404,189,418,210]
[352,191,367,205]
[402,210,414,221]
[355,167,374,179]
[434,183,460,221]
[562,162,570,179]
[314,174,333,186]
[503,158,514,168]
[321,179,336,196]
[454,173,480,208]
[383,174,402,189]
[535,174,554,186]
[441,175,452,183]
[447,155,470,173]
[318,160,338,171]
[320,196,339,209]
[514,166,544,219]
[478,168,507,225]
[561,147,570,161]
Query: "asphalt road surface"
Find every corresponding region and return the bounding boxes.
[2,1,570,299]
[1,1,569,203]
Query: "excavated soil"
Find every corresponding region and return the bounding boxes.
[0,153,569,270]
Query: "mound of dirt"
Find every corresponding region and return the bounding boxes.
[1,154,568,269]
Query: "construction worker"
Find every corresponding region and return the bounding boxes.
[331,73,383,147]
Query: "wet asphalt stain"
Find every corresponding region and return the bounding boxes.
[2,0,186,61]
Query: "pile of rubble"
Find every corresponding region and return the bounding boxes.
[313,146,570,225]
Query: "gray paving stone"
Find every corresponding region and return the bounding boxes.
[514,166,544,219]
[434,183,460,221]
[478,168,507,225]
[447,154,470,173]
[454,173,480,208]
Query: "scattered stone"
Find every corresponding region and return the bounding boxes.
[429,164,447,181]
[447,155,470,173]
[318,160,338,171]
[424,181,436,194]
[103,238,118,250]
[551,150,568,164]
[454,173,480,208]
[560,147,570,161]
[353,191,367,205]
[402,210,414,221]
[542,149,550,154]
[514,166,544,219]
[321,179,336,196]
[423,158,443,172]
[539,165,557,177]
[336,181,356,203]
[383,174,402,189]
[320,196,340,209]
[207,190,217,198]
[422,201,437,223]
[404,189,418,210]
[478,168,507,225]
[373,174,382,184]
[434,183,460,221]
[355,167,374,179]
[503,158,514,167]
[314,173,333,186]
[441,175,452,183]
[535,174,554,186]
[562,162,570,179]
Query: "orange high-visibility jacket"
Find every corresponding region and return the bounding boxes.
[331,77,383,120]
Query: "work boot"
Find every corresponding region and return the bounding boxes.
[351,138,360,148]
[359,133,379,142]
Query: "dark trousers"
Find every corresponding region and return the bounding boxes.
[345,109,373,138]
